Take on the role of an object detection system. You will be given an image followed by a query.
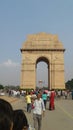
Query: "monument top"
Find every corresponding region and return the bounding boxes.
[21,32,65,50]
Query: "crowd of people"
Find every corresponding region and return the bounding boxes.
[0,91,46,130]
[24,89,56,130]
[0,88,73,130]
[0,89,55,130]
[25,88,73,113]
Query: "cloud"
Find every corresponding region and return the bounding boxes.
[0,59,20,67]
[0,59,20,85]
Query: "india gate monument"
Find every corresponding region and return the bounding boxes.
[20,32,65,90]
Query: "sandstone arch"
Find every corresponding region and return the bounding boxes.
[20,32,65,90]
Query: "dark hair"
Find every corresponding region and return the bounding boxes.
[0,99,13,119]
[0,99,13,130]
[0,113,12,130]
[13,109,29,130]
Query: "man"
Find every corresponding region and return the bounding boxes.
[32,93,45,130]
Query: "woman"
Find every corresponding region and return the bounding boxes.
[49,89,55,110]
[42,91,47,109]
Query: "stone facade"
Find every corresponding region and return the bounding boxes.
[20,32,65,90]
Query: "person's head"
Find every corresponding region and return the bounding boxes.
[13,109,29,130]
[0,99,13,130]
[43,91,46,94]
[37,93,41,100]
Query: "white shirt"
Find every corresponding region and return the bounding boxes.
[33,98,45,115]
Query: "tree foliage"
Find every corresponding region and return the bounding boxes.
[65,79,73,90]
[0,84,4,89]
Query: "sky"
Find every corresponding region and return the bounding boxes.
[0,0,73,86]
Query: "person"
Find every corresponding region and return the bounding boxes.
[42,91,47,109]
[71,90,73,100]
[47,90,51,101]
[25,92,32,113]
[32,92,45,130]
[0,98,13,130]
[49,89,55,110]
[13,109,29,130]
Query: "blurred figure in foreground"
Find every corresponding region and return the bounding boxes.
[13,109,29,130]
[0,99,13,130]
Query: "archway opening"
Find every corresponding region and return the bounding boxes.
[36,57,50,90]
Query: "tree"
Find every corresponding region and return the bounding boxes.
[0,84,4,89]
[65,79,73,90]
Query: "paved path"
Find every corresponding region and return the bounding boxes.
[1,96,73,130]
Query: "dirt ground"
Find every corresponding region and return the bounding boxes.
[0,95,18,103]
